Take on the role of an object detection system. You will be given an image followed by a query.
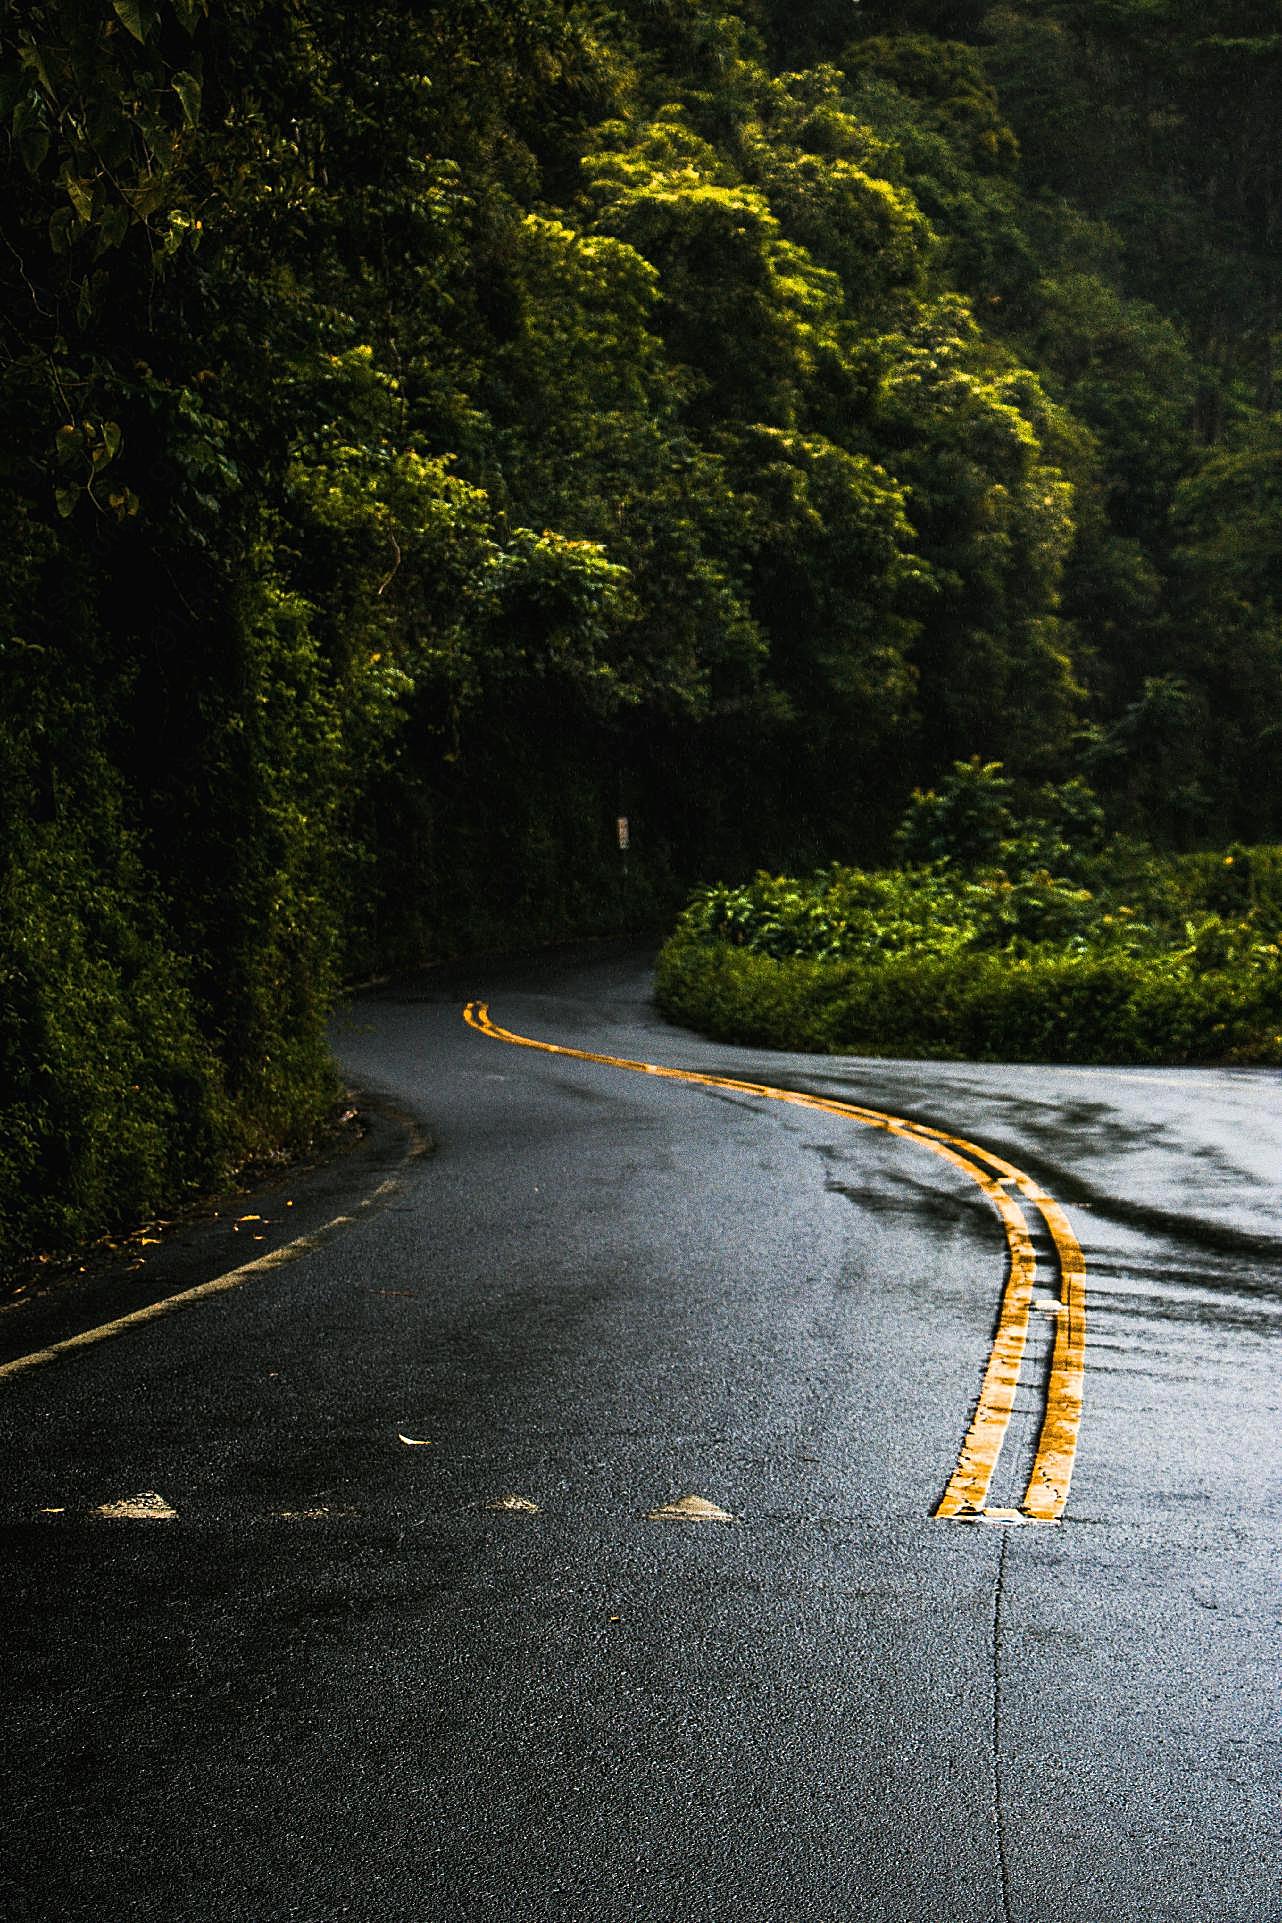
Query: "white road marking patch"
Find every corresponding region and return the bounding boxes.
[0,1121,428,1384]
[952,1506,1038,1527]
[95,1491,177,1521]
[646,1493,738,1523]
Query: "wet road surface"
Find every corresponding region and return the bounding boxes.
[2,945,1280,1921]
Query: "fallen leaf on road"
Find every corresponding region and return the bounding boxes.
[397,1433,433,1447]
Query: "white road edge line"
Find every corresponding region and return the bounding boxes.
[0,1125,428,1384]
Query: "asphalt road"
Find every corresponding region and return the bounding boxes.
[2,943,1280,1922]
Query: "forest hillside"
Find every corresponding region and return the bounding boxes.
[4,0,1281,1263]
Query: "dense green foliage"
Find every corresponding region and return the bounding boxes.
[657,765,1282,1062]
[656,933,1282,1065]
[4,1,1282,1261]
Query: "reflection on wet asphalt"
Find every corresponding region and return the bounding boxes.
[798,1057,1282,1253]
[0,943,1278,1923]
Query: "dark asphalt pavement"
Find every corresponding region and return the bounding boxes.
[2,944,1279,1922]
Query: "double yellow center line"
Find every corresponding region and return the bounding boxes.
[464,1001,1086,1524]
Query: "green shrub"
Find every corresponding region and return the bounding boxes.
[0,812,234,1263]
[656,840,1282,1065]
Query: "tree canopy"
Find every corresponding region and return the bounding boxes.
[4,0,1281,1263]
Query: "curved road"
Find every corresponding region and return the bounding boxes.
[2,944,1280,1921]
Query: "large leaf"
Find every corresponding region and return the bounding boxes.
[173,70,202,129]
[112,0,150,43]
[63,172,94,223]
[48,206,76,254]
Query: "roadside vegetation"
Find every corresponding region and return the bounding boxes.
[5,1,1282,1265]
[657,764,1282,1063]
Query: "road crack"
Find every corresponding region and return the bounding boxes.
[993,1530,1014,1923]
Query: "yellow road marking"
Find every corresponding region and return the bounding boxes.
[0,1126,429,1384]
[463,1001,1086,1524]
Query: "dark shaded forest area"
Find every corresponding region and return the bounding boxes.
[3,0,1281,1262]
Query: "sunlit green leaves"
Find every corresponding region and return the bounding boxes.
[5,0,1282,1274]
[112,0,153,44]
[481,528,638,706]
